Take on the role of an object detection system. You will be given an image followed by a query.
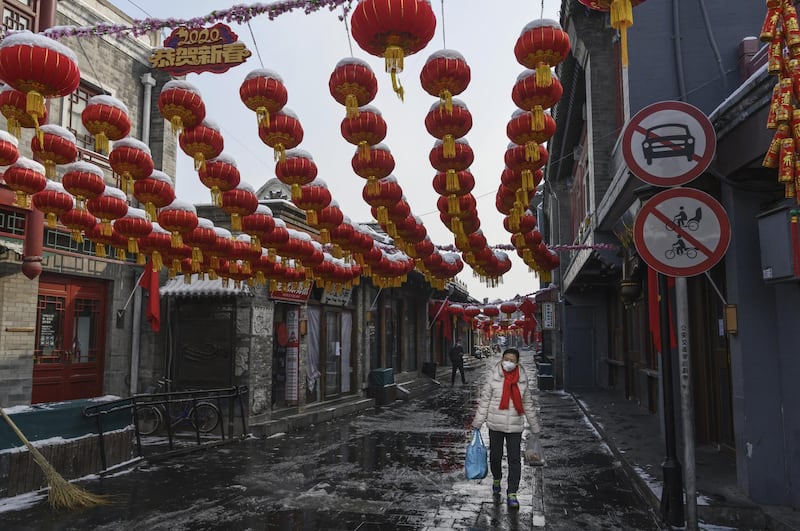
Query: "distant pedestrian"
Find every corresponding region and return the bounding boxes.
[449,338,466,386]
[471,348,541,510]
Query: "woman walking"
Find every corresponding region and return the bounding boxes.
[471,348,541,509]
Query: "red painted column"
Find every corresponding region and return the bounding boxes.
[21,0,57,280]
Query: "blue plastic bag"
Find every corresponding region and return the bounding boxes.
[465,428,488,479]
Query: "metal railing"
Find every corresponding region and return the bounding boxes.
[83,385,248,468]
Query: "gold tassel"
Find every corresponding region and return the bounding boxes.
[536,63,553,87]
[250,236,261,253]
[95,244,107,258]
[192,247,203,266]
[211,187,221,206]
[229,260,237,274]
[231,213,242,232]
[170,115,183,135]
[274,144,286,162]
[446,169,458,192]
[128,238,139,254]
[116,248,126,261]
[183,273,191,284]
[152,251,163,272]
[391,72,405,102]
[44,160,56,180]
[255,271,266,285]
[170,232,183,248]
[222,278,230,289]
[320,229,330,244]
[243,262,251,275]
[101,221,112,237]
[440,89,453,113]
[145,202,157,221]
[525,141,540,162]
[447,195,460,216]
[443,135,456,158]
[46,213,57,228]
[532,106,545,131]
[291,183,302,202]
[306,210,318,226]
[208,269,218,281]
[211,255,219,269]
[377,206,388,225]
[94,132,109,154]
[13,191,26,208]
[522,169,534,191]
[26,91,44,121]
[367,176,379,196]
[358,141,371,160]
[256,107,270,127]
[136,253,145,265]
[345,94,359,119]
[6,117,20,138]
[193,153,205,172]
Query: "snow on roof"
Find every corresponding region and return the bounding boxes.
[160,274,252,298]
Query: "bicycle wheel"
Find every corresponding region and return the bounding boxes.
[686,249,698,259]
[136,405,163,436]
[665,249,676,260]
[191,402,220,433]
[687,220,699,231]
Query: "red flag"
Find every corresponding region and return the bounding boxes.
[647,267,676,355]
[138,260,160,332]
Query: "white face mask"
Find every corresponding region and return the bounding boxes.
[502,360,517,372]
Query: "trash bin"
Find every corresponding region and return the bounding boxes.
[536,362,554,391]
[421,362,437,380]
[367,368,396,405]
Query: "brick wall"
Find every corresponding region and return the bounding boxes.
[0,272,38,406]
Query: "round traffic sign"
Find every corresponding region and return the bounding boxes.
[633,188,730,277]
[622,101,716,187]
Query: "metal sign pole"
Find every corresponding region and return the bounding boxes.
[676,276,698,530]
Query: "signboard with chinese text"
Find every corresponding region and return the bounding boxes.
[149,23,251,76]
[321,287,352,306]
[270,280,312,304]
[285,308,299,405]
[541,302,557,330]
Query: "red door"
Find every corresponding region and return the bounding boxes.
[32,276,107,403]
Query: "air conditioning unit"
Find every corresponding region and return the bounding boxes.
[757,206,800,282]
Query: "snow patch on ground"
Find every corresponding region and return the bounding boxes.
[0,490,46,514]
[633,464,664,499]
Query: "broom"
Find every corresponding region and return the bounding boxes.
[0,407,108,509]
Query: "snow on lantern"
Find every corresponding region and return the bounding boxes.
[30,124,77,178]
[32,180,74,228]
[114,207,152,258]
[329,216,356,256]
[158,199,198,248]
[62,161,106,210]
[133,169,175,221]
[0,85,47,138]
[293,178,331,226]
[0,31,80,142]
[239,68,287,127]
[221,181,258,232]
[362,175,402,225]
[500,301,518,318]
[86,185,128,237]
[429,137,474,192]
[258,108,303,162]
[179,119,223,172]
[274,149,317,202]
[260,217,289,259]
[0,129,19,166]
[350,0,436,99]
[507,109,556,160]
[504,143,548,195]
[4,157,45,207]
[109,137,155,196]
[81,95,131,153]
[329,57,378,119]
[352,143,395,194]
[137,222,172,271]
[157,79,206,135]
[425,99,472,158]
[312,200,344,244]
[208,226,234,271]
[511,69,563,132]
[86,218,120,259]
[420,49,471,112]
[198,152,240,206]
[183,216,216,269]
[514,19,570,87]
[341,105,387,160]
[61,205,95,244]
[241,204,276,252]
[433,168,474,197]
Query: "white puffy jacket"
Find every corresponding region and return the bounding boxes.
[472,362,541,434]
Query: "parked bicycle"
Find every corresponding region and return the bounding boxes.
[136,379,221,436]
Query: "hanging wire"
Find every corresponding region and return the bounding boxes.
[76,39,106,94]
[541,0,545,19]
[246,21,265,68]
[342,3,354,56]
[440,0,447,48]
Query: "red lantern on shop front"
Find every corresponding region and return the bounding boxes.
[352,143,395,194]
[514,19,571,87]
[221,182,259,232]
[158,199,198,248]
[312,200,344,244]
[4,157,46,207]
[0,129,19,166]
[85,220,119,259]
[114,207,152,257]
[133,169,175,221]
[198,153,240,206]
[362,175,402,225]
[512,69,563,132]
[86,186,128,237]
[179,119,223,172]
[275,149,318,201]
[61,205,96,244]
[341,105,387,160]
[500,301,518,318]
[505,144,548,192]
[62,161,106,210]
[293,179,332,226]
[158,79,206,134]
[425,99,472,159]
[260,217,290,259]
[30,124,78,178]
[138,222,172,271]
[239,68,287,127]
[430,138,474,192]
[241,205,276,252]
[329,218,356,254]
[183,217,216,269]
[507,109,556,159]
[433,169,475,197]
[32,180,74,228]
[0,86,47,138]
[329,57,378,119]
[109,137,155,196]
[0,31,80,141]
[258,108,303,162]
[82,95,131,153]
[350,0,437,99]
[420,49,471,112]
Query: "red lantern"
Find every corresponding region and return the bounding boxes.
[3,157,46,207]
[350,0,437,99]
[312,200,344,243]
[0,86,47,138]
[62,161,106,210]
[0,129,19,166]
[425,99,472,158]
[86,186,128,237]
[61,206,96,244]
[239,68,288,127]
[514,19,571,87]
[114,207,152,258]
[258,108,303,162]
[504,209,538,234]
[183,217,217,269]
[137,222,173,271]
[507,109,556,158]
[158,79,206,134]
[432,169,475,196]
[109,137,155,195]
[293,179,332,226]
[241,205,276,252]
[436,192,476,218]
[352,143,395,194]
[329,218,356,254]
[32,180,74,228]
[207,226,234,270]
[259,217,290,258]
[496,184,517,216]
[512,69,563,131]
[158,199,198,248]
[420,49,471,112]
[82,95,131,153]
[0,32,80,139]
[362,176,403,225]
[133,170,175,221]
[500,301,518,318]
[329,57,379,119]
[30,124,78,178]
[179,119,224,172]
[505,144,548,191]
[198,153,240,206]
[429,138,474,192]
[341,105,387,160]
[221,182,259,232]
[482,305,500,318]
[274,149,318,201]
[86,220,121,259]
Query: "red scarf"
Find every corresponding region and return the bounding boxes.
[499,367,524,414]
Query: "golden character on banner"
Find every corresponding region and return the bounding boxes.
[779,137,795,182]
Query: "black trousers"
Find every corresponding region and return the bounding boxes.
[489,429,523,494]
[450,362,465,384]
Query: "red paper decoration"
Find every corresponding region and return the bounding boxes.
[0,86,47,138]
[351,143,395,194]
[312,200,344,243]
[239,68,288,127]
[362,175,402,225]
[258,108,303,162]
[183,217,217,268]
[221,182,259,232]
[109,137,155,195]
[0,129,19,166]
[514,19,571,87]
[274,149,318,201]
[420,49,471,112]
[511,69,563,132]
[30,124,78,178]
[241,205,276,252]
[133,169,175,221]
[179,119,224,172]
[158,79,206,134]
[62,161,106,210]
[158,199,199,248]
[293,179,332,226]
[3,157,46,207]
[82,95,131,153]
[32,180,74,228]
[425,99,473,158]
[114,207,152,257]
[341,105,387,160]
[61,206,96,244]
[329,57,378,119]
[86,186,128,237]
[198,153,240,206]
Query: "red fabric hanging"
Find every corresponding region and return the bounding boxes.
[139,260,161,333]
[647,267,676,355]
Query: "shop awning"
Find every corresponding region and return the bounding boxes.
[160,274,252,298]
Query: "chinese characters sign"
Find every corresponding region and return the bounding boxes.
[149,23,251,76]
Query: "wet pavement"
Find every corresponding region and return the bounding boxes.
[1,349,662,530]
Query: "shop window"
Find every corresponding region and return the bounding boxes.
[2,1,34,33]
[0,207,26,235]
